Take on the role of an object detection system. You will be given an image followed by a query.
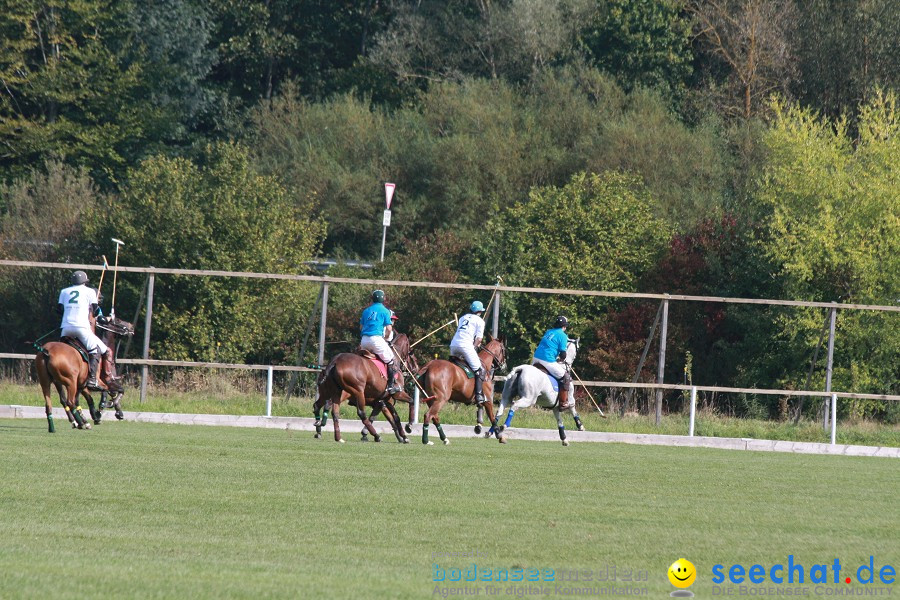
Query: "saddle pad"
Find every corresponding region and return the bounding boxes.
[532,363,559,392]
[60,336,90,364]
[448,356,475,379]
[357,350,387,379]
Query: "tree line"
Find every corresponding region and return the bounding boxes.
[0,1,897,421]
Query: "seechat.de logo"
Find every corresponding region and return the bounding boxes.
[669,558,697,597]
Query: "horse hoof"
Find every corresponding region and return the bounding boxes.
[360,435,369,442]
[562,440,570,447]
[93,419,101,425]
[442,439,450,445]
[402,438,410,444]
[577,425,585,432]
[404,424,412,434]
[337,439,345,444]
[314,433,321,439]
[498,435,507,444]
[83,422,92,430]
[425,440,434,446]
[474,425,482,434]
[115,412,124,420]
[374,435,382,443]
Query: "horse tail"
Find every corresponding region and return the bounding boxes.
[502,367,522,404]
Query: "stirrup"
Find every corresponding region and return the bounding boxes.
[86,378,103,391]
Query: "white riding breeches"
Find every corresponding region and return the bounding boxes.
[532,358,573,396]
[61,326,108,355]
[361,335,395,363]
[450,343,481,372]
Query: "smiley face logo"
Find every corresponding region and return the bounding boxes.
[668,558,697,588]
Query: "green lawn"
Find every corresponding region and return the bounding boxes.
[0,418,897,599]
[4,381,899,447]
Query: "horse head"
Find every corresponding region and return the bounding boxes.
[564,337,579,366]
[97,316,135,338]
[482,334,507,373]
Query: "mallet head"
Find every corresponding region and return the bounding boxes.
[111,238,125,246]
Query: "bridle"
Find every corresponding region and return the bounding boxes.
[478,341,507,374]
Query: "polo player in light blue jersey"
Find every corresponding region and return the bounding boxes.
[360,289,401,395]
[532,315,573,410]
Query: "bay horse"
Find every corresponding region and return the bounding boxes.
[313,339,414,444]
[33,316,134,432]
[416,335,507,445]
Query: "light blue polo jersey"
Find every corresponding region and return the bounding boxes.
[533,328,569,362]
[360,302,392,336]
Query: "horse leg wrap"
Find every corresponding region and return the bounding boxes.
[558,426,566,441]
[435,424,446,441]
[47,415,55,433]
[504,410,515,428]
[422,423,430,444]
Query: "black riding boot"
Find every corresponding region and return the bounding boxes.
[86,353,102,390]
[473,368,486,404]
[385,361,402,395]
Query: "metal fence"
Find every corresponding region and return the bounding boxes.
[2,259,898,441]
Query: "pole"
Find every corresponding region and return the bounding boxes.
[491,291,500,338]
[380,226,387,262]
[110,238,125,318]
[569,368,606,417]
[413,387,420,424]
[409,319,456,348]
[823,304,837,430]
[139,272,154,405]
[265,365,273,417]
[655,297,669,426]
[317,282,329,368]
[830,393,837,445]
[689,385,697,437]
[626,301,663,413]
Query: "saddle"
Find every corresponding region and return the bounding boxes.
[354,348,388,380]
[60,336,91,364]
[448,356,476,379]
[532,363,560,392]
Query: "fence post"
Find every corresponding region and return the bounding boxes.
[139,272,155,405]
[689,386,697,437]
[492,291,500,338]
[317,282,329,368]
[823,304,837,430]
[830,393,837,445]
[265,366,274,417]
[655,297,669,426]
[413,387,420,424]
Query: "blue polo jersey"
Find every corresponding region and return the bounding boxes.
[360,302,392,336]
[533,328,569,362]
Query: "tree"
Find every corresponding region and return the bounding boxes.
[753,93,900,407]
[579,0,694,95]
[83,142,326,362]
[689,0,797,120]
[478,171,669,363]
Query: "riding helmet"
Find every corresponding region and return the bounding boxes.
[390,310,399,321]
[470,300,485,313]
[372,289,385,303]
[71,270,89,285]
[554,315,569,328]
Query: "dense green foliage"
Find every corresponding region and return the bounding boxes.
[0,0,897,420]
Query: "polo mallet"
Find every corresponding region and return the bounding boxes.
[482,275,504,322]
[570,367,607,417]
[110,238,125,319]
[96,255,109,305]
[409,319,456,349]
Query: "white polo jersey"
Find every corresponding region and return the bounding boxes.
[450,313,485,348]
[58,284,99,329]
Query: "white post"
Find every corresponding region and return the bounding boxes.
[265,366,273,417]
[830,393,837,445]
[380,225,387,262]
[413,387,420,424]
[689,386,697,437]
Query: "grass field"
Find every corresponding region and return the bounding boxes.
[3,381,899,447]
[1,418,897,599]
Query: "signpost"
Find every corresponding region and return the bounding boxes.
[380,183,395,262]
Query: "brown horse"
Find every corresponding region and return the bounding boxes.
[416,335,507,445]
[34,316,134,433]
[313,340,414,444]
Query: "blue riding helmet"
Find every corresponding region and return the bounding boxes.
[470,300,485,313]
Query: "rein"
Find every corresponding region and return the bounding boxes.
[478,344,506,374]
